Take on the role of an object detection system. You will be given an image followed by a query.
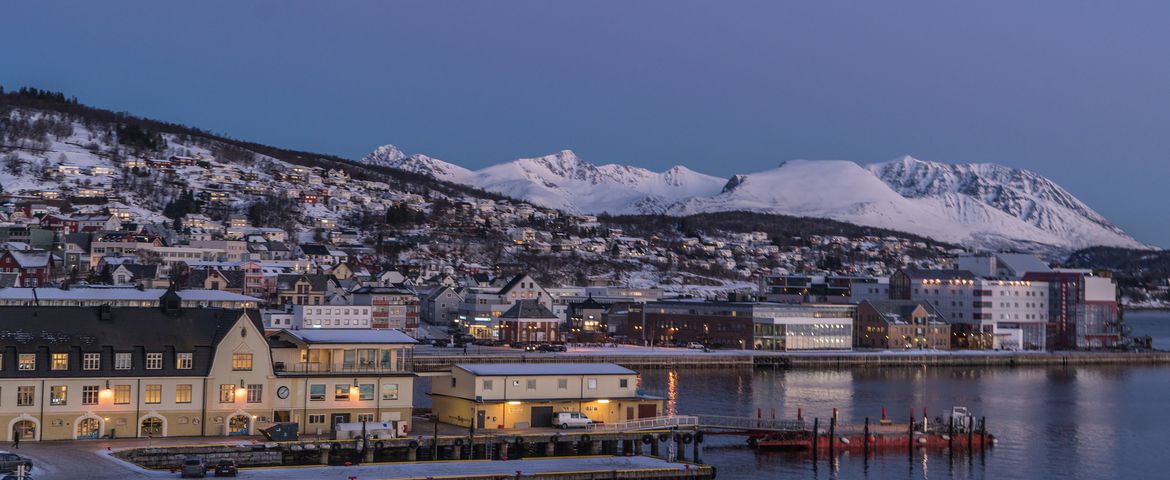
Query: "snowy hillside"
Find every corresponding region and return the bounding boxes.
[368,146,1143,251]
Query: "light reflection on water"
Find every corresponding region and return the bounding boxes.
[639,362,1170,480]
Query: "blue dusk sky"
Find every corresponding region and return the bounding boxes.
[2,1,1168,245]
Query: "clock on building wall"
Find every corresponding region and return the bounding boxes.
[277,386,290,399]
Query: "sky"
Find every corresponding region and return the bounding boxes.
[2,1,1169,245]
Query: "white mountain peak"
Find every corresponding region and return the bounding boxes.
[362,145,1143,251]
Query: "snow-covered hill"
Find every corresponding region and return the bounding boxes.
[365,146,1143,251]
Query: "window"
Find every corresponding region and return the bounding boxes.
[620,379,629,388]
[334,384,350,401]
[308,414,326,424]
[586,378,598,390]
[176,353,193,370]
[176,384,192,403]
[82,385,99,405]
[115,353,132,370]
[145,353,163,370]
[17,386,35,406]
[357,414,374,422]
[114,385,131,404]
[526,379,537,390]
[557,379,568,390]
[381,383,399,401]
[50,385,67,405]
[233,353,253,371]
[219,384,236,403]
[247,384,263,403]
[18,354,35,371]
[310,384,326,401]
[144,384,162,404]
[83,353,101,370]
[359,384,374,401]
[482,380,494,391]
[51,353,69,370]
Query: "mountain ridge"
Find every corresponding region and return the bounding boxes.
[360,145,1144,252]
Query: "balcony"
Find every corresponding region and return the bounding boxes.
[275,361,412,375]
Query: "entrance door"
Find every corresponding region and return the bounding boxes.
[13,420,36,441]
[530,406,554,428]
[273,410,291,423]
[638,404,658,418]
[77,418,101,439]
[228,415,250,435]
[476,410,486,430]
[626,407,635,420]
[140,417,163,437]
[331,413,351,429]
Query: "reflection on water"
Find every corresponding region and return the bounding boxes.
[639,363,1170,480]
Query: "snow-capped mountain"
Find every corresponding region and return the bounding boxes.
[360,146,725,214]
[362,145,1143,251]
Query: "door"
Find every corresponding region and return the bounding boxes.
[13,420,36,441]
[476,410,486,430]
[626,407,635,421]
[530,406,554,428]
[331,413,351,429]
[638,404,658,419]
[77,418,101,439]
[228,415,250,435]
[140,417,163,437]
[273,410,291,423]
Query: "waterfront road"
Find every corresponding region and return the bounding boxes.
[11,436,696,480]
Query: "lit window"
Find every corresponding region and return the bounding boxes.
[144,384,162,404]
[176,353,193,370]
[219,384,236,403]
[51,353,69,370]
[50,385,67,405]
[232,353,253,371]
[18,354,36,371]
[334,384,350,401]
[176,384,193,403]
[114,385,131,404]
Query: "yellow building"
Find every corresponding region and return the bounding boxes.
[0,299,415,442]
[431,364,661,430]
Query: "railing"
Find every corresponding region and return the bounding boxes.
[276,362,412,375]
[696,415,807,432]
[586,415,699,432]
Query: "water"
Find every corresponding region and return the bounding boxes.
[637,311,1170,480]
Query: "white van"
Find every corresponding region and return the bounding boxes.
[554,412,593,429]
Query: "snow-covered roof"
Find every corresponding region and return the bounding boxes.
[281,329,416,344]
[0,287,258,302]
[455,363,634,376]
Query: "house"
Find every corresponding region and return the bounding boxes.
[109,264,163,287]
[186,269,246,294]
[275,273,329,306]
[351,286,420,335]
[0,250,56,287]
[497,300,562,344]
[430,363,661,430]
[421,285,463,326]
[854,299,951,350]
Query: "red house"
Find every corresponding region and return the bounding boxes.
[0,250,56,287]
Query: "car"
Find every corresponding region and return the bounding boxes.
[0,453,32,475]
[523,343,539,352]
[509,342,527,349]
[431,339,450,348]
[179,457,207,478]
[538,343,567,352]
[687,342,705,349]
[2,474,33,480]
[555,412,593,429]
[213,460,238,477]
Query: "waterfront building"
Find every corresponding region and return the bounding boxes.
[430,363,661,430]
[854,299,951,350]
[497,299,563,343]
[759,274,883,304]
[456,274,552,339]
[1023,270,1122,349]
[0,297,416,442]
[622,301,854,351]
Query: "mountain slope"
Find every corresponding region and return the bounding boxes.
[370,146,1143,251]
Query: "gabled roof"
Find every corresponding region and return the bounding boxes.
[498,299,557,320]
[861,299,947,325]
[116,263,160,280]
[276,273,329,291]
[299,243,333,256]
[495,273,529,293]
[455,363,634,376]
[3,250,52,268]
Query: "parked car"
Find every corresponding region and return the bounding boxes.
[509,342,527,349]
[555,412,593,429]
[179,457,207,478]
[431,339,450,348]
[538,343,567,352]
[213,460,237,477]
[523,343,539,352]
[686,342,705,350]
[0,453,32,475]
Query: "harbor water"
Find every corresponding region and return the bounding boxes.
[636,311,1170,480]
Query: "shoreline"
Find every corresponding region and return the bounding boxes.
[413,350,1170,371]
